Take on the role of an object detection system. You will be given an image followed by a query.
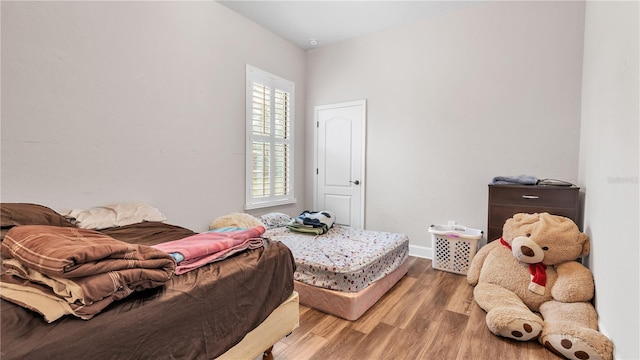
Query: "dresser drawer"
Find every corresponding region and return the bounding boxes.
[488,205,579,227]
[487,205,580,242]
[487,226,504,243]
[489,186,578,208]
[487,184,581,243]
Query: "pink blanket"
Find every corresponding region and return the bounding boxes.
[152,226,265,274]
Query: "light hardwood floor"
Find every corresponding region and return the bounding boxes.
[272,256,563,360]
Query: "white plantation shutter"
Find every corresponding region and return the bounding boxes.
[245,65,295,209]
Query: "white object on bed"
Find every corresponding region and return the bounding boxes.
[62,202,167,230]
[291,210,335,228]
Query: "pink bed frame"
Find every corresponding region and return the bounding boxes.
[293,259,410,321]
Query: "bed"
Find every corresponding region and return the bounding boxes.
[0,203,299,360]
[259,212,410,321]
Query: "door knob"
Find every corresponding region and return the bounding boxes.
[350,180,360,185]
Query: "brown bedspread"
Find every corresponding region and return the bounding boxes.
[1,222,296,360]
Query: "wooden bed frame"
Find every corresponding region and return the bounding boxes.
[218,291,299,360]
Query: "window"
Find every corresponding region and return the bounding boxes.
[245,65,295,210]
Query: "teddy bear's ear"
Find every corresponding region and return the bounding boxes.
[579,233,591,257]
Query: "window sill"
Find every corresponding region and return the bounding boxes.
[244,198,297,210]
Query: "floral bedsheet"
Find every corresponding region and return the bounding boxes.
[264,225,409,292]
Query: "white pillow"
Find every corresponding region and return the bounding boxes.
[259,212,293,229]
[63,202,167,230]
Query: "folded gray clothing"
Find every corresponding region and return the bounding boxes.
[491,175,539,185]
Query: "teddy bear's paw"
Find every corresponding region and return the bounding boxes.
[486,309,542,341]
[498,318,542,341]
[543,333,611,360]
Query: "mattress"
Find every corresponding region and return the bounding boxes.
[264,225,409,292]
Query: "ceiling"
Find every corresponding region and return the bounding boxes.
[217,1,478,50]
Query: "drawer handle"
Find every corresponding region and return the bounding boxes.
[522,195,540,199]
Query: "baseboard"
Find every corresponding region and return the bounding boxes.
[409,244,432,259]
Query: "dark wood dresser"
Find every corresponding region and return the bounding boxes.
[487,184,580,242]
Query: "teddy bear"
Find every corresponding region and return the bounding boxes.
[467,212,613,360]
[209,212,264,230]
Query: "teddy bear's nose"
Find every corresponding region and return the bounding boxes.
[520,246,535,257]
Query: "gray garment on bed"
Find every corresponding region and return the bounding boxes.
[491,175,539,185]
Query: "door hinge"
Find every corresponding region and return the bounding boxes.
[316,168,319,175]
[317,121,319,128]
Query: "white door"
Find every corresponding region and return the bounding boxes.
[314,100,366,228]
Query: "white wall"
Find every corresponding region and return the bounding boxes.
[579,2,639,359]
[306,1,585,255]
[0,1,307,231]
[2,0,638,356]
